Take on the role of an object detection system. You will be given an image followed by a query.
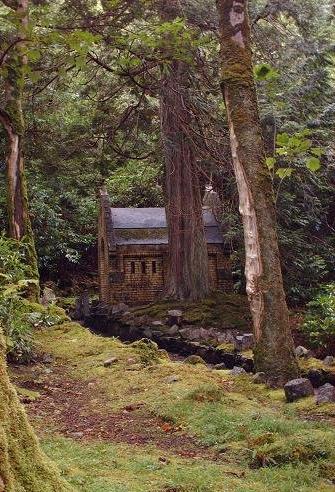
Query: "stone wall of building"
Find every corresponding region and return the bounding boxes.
[105,244,232,305]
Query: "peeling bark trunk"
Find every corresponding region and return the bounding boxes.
[0,0,39,299]
[159,1,209,301]
[216,0,299,385]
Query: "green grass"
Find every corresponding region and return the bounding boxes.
[21,321,335,492]
[41,437,335,492]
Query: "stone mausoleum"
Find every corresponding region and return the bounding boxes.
[98,189,232,305]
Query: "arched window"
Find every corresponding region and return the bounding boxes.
[141,261,146,274]
[130,261,135,274]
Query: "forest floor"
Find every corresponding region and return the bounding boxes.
[9,320,335,492]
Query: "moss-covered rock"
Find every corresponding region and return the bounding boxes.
[184,355,206,365]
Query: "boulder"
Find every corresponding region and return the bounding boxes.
[180,327,200,340]
[164,374,180,384]
[184,355,205,365]
[213,363,226,370]
[167,309,183,326]
[152,320,164,327]
[316,383,335,404]
[73,291,90,319]
[234,333,254,352]
[41,286,57,306]
[306,368,326,388]
[167,324,180,336]
[284,378,314,402]
[229,366,247,376]
[252,372,266,384]
[294,346,310,358]
[323,356,335,367]
[103,357,118,367]
[112,302,129,315]
[143,327,153,338]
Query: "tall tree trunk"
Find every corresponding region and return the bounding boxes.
[159,0,209,301]
[0,328,73,491]
[216,0,299,385]
[0,0,39,300]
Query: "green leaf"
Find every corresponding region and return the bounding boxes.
[276,168,294,178]
[266,157,276,170]
[276,133,290,146]
[306,157,321,172]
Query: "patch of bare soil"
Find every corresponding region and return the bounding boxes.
[11,363,222,461]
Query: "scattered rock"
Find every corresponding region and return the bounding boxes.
[164,374,180,383]
[103,357,118,367]
[306,368,326,388]
[294,346,310,358]
[167,309,183,326]
[143,327,153,338]
[167,324,179,336]
[124,403,142,412]
[112,302,129,315]
[152,320,164,327]
[126,357,136,365]
[323,356,335,367]
[234,333,254,352]
[41,286,57,306]
[42,354,53,364]
[72,431,84,438]
[316,383,335,404]
[73,290,90,320]
[213,363,226,370]
[284,378,314,402]
[184,355,205,365]
[229,366,247,376]
[252,372,266,384]
[217,330,237,344]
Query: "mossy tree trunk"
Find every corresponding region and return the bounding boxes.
[0,0,39,300]
[0,328,73,492]
[159,0,210,301]
[216,0,299,385]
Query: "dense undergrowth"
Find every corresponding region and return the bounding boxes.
[10,320,335,492]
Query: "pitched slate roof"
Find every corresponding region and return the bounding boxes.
[110,207,223,246]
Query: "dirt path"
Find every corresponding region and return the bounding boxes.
[11,362,223,461]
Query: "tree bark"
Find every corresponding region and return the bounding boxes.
[0,328,73,491]
[216,0,299,385]
[0,0,39,300]
[159,0,209,301]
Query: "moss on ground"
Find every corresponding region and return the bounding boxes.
[41,436,335,492]
[10,321,335,492]
[132,291,251,330]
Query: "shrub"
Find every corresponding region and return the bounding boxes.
[0,236,61,362]
[302,284,335,349]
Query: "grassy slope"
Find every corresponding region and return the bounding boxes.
[12,321,335,492]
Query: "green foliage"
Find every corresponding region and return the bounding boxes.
[302,284,335,348]
[0,236,62,361]
[266,129,324,179]
[254,63,279,81]
[0,235,36,361]
[106,161,163,207]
